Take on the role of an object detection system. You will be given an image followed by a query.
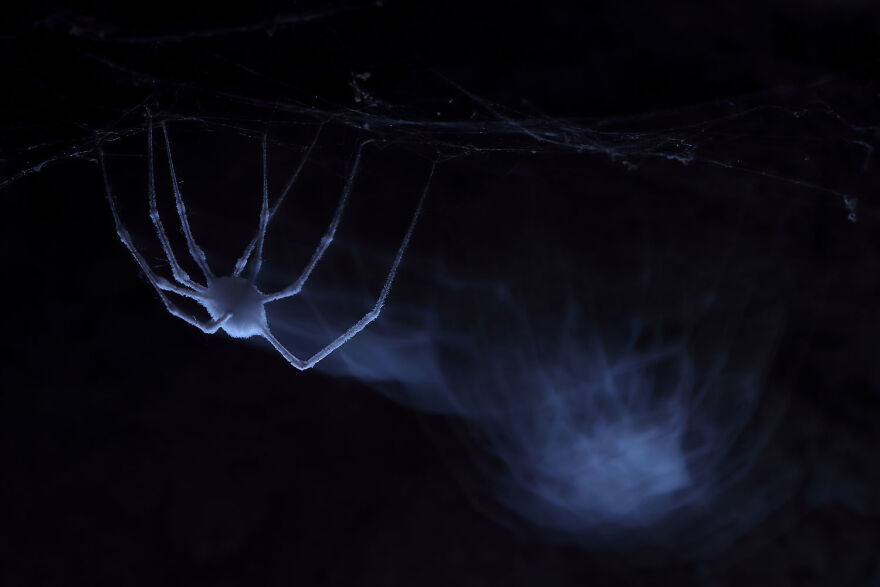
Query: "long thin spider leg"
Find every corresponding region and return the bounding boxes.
[160,120,215,282]
[261,328,310,370]
[233,122,325,278]
[262,161,436,370]
[145,114,207,292]
[99,143,230,334]
[190,312,233,334]
[244,132,270,283]
[271,121,327,216]
[262,139,373,302]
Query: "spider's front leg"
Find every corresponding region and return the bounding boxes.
[160,120,215,284]
[144,113,208,293]
[99,142,231,336]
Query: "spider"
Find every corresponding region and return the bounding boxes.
[98,118,435,370]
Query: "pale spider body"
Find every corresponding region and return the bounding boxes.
[202,276,268,339]
[98,116,435,369]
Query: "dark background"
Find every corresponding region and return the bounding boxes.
[3,1,880,585]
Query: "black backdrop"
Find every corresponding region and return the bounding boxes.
[3,1,880,585]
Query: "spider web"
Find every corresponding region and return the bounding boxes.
[2,15,878,222]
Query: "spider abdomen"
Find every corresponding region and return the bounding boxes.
[201,276,268,338]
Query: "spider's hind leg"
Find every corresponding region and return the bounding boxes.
[261,160,436,370]
[233,123,325,279]
[262,139,373,303]
[243,133,271,283]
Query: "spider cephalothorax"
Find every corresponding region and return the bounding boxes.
[201,276,268,339]
[98,116,435,369]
